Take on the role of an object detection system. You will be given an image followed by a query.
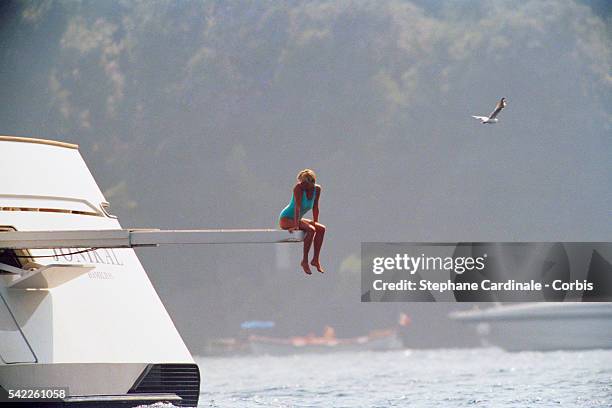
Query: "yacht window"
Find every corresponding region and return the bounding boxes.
[0,227,30,272]
[0,249,22,271]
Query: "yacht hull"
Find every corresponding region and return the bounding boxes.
[0,137,200,407]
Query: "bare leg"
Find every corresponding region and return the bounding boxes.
[306,220,326,273]
[280,217,315,275]
[299,220,316,274]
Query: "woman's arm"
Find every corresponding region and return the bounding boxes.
[293,184,302,226]
[313,185,321,223]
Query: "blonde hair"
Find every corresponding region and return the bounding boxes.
[297,168,316,184]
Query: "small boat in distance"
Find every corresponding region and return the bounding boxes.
[249,325,404,355]
[204,337,251,357]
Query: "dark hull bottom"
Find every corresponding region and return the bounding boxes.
[3,397,182,408]
[1,363,200,407]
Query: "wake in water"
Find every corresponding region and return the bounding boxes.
[135,403,179,408]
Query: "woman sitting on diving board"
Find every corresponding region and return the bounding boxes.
[279,169,326,275]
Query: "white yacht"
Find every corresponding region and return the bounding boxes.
[0,136,303,406]
[450,302,612,351]
[449,242,612,351]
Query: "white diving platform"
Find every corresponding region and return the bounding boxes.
[0,228,304,249]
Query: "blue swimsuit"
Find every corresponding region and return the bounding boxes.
[280,187,317,220]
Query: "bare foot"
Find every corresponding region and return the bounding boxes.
[311,260,325,273]
[301,260,312,275]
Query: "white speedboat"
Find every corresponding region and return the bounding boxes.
[0,136,302,406]
[450,302,612,351]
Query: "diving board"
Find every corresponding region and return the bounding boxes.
[0,229,304,249]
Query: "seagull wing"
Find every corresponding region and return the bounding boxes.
[488,98,506,119]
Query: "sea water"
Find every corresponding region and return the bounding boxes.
[147,348,612,407]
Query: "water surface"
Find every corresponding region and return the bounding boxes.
[192,348,611,407]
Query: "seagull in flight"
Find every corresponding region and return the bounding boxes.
[472,97,507,124]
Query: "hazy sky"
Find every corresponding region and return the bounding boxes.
[1,0,610,349]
